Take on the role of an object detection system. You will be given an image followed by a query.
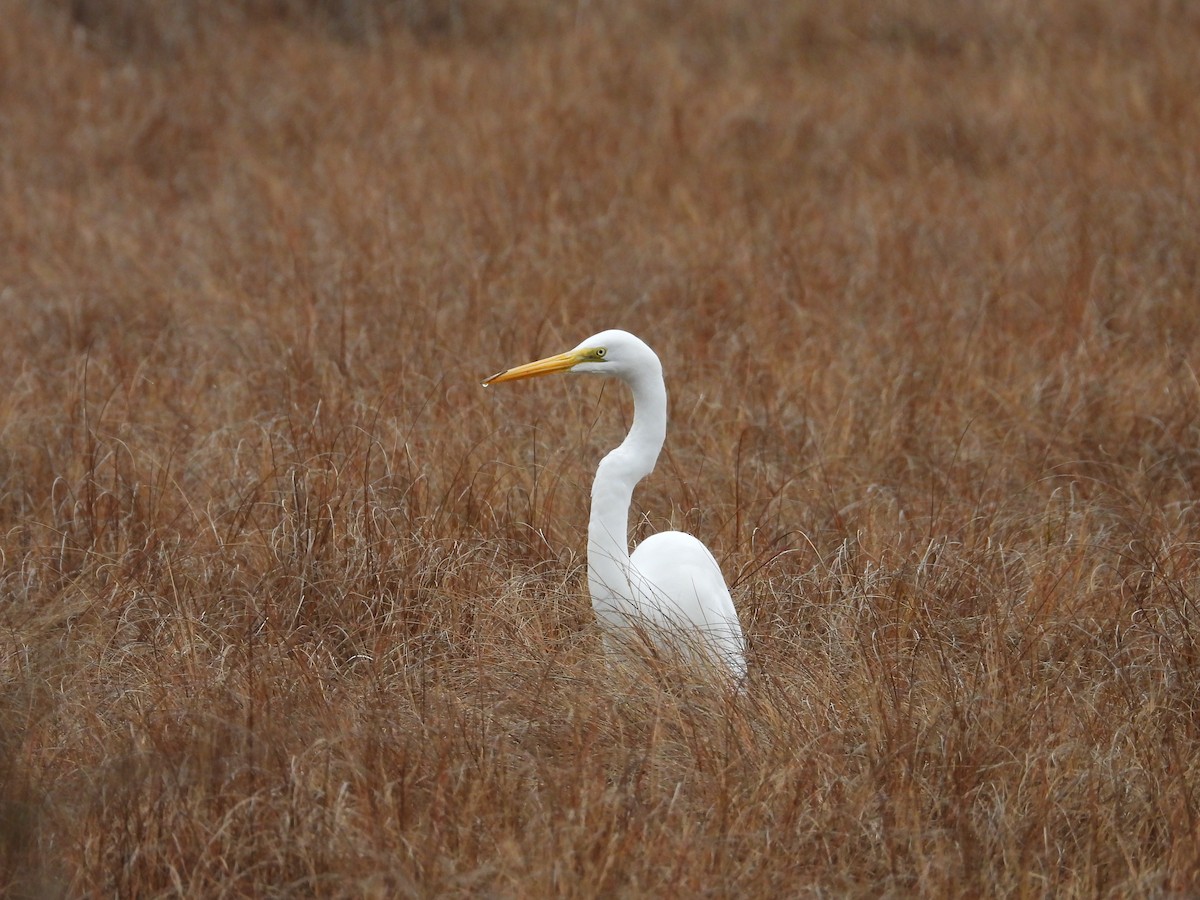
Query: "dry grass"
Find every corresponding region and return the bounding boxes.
[2,0,1200,895]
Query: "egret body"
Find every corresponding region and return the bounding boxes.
[484,330,746,679]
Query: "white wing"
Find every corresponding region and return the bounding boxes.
[629,530,746,679]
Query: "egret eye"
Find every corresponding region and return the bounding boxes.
[595,348,607,358]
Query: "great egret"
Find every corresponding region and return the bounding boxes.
[483,329,746,680]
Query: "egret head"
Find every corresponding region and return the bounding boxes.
[483,329,659,386]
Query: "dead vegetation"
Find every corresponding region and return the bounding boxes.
[2,0,1200,895]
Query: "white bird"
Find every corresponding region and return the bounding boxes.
[483,329,746,680]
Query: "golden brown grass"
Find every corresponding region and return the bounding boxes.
[3,0,1200,895]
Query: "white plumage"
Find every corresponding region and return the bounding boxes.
[484,329,746,680]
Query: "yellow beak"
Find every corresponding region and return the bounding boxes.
[483,349,583,386]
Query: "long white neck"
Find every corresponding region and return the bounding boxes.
[587,362,667,622]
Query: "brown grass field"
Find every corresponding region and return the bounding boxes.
[2,0,1200,895]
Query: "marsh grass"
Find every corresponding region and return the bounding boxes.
[2,0,1200,894]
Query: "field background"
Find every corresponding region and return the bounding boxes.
[3,0,1200,895]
